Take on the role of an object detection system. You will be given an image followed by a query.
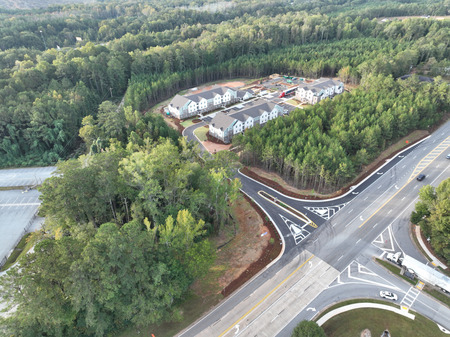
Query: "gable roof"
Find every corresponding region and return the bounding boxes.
[186,85,233,103]
[210,112,237,131]
[230,99,277,122]
[297,78,343,95]
[237,89,254,99]
[169,94,190,109]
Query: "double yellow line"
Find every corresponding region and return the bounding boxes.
[359,136,449,228]
[218,254,315,337]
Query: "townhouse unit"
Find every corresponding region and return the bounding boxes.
[209,99,285,144]
[168,85,254,119]
[295,78,344,105]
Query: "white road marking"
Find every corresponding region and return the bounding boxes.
[402,165,406,168]
[364,197,368,201]
[348,209,353,214]
[337,255,344,261]
[373,223,378,228]
[356,239,361,244]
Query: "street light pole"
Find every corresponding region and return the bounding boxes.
[39,30,47,50]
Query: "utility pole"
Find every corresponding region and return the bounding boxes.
[39,30,47,50]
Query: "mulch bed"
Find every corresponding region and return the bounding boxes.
[192,119,202,123]
[173,118,185,133]
[221,193,282,297]
[241,132,431,200]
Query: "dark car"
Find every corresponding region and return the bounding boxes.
[417,174,426,181]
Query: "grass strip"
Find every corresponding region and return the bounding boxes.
[423,286,450,308]
[0,233,33,271]
[375,258,416,285]
[315,299,396,321]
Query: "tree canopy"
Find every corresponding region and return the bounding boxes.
[291,320,326,337]
[411,178,450,263]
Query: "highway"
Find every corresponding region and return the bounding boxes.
[179,119,450,336]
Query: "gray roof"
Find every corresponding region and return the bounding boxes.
[231,99,277,122]
[237,89,254,98]
[297,78,343,95]
[210,112,237,131]
[186,85,232,103]
[169,94,190,109]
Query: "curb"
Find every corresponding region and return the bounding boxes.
[414,225,448,270]
[238,136,430,203]
[316,302,415,326]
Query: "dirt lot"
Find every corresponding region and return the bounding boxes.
[202,141,232,153]
[188,81,246,95]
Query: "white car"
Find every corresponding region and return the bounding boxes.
[380,291,398,301]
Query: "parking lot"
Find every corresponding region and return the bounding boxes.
[0,166,55,188]
[0,189,43,264]
[0,167,54,266]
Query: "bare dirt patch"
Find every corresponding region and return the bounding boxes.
[202,141,232,153]
[189,81,246,95]
[190,194,282,300]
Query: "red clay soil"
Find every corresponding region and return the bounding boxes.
[241,133,431,201]
[221,193,282,298]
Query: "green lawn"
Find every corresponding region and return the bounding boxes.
[194,126,209,142]
[322,307,447,337]
[181,118,197,129]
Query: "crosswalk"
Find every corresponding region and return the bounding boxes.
[408,136,450,181]
[304,202,348,220]
[400,286,421,309]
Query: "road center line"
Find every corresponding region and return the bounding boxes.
[359,139,450,228]
[218,254,315,337]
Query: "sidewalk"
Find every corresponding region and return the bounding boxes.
[316,303,415,326]
[414,225,448,269]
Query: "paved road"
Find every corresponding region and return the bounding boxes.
[179,120,450,336]
[183,121,208,153]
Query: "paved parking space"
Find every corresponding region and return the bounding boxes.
[0,166,55,188]
[0,189,43,264]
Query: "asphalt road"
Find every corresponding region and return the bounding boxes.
[179,119,450,337]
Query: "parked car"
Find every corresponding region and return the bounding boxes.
[446,153,450,159]
[380,291,398,301]
[416,174,426,181]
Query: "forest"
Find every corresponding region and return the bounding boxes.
[0,0,449,336]
[234,74,449,192]
[0,0,449,167]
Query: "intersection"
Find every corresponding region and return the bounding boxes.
[180,119,450,336]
